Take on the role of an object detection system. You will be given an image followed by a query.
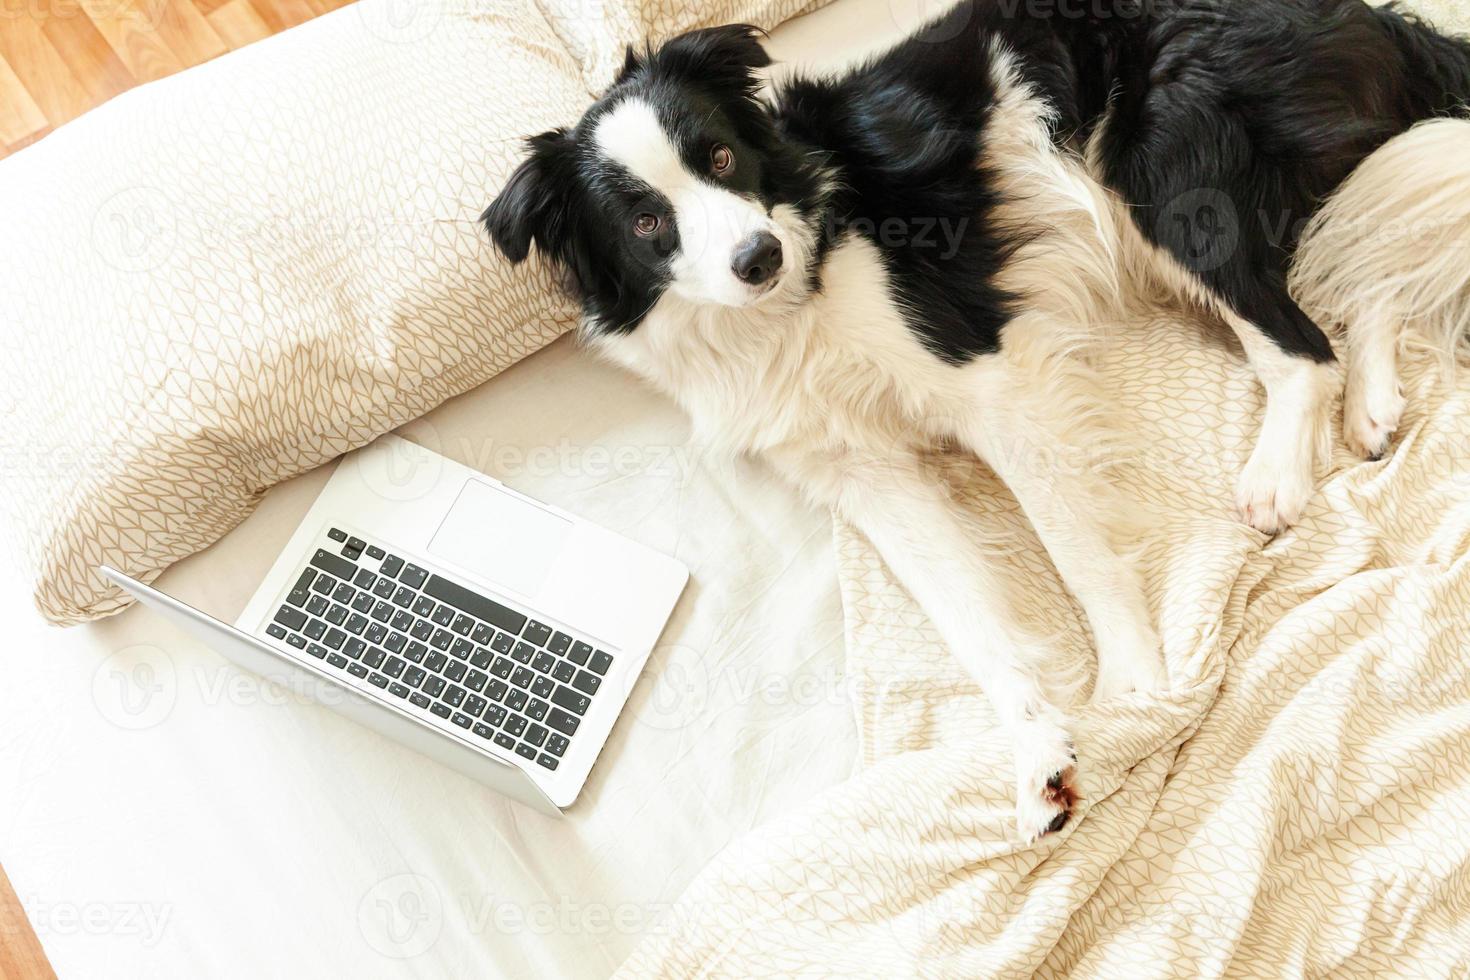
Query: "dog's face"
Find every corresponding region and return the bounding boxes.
[484,26,822,333]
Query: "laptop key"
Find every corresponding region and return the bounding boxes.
[545,734,569,757]
[443,685,467,708]
[504,714,528,737]
[332,583,355,605]
[384,632,407,653]
[346,614,369,635]
[490,632,515,654]
[444,660,467,683]
[473,723,496,741]
[568,641,593,666]
[404,641,428,664]
[367,545,385,560]
[287,569,315,607]
[367,672,388,689]
[486,705,508,727]
[465,670,487,693]
[410,620,434,641]
[472,623,494,645]
[344,638,367,660]
[546,708,580,737]
[306,643,328,659]
[429,702,451,719]
[430,629,453,651]
[572,670,601,696]
[536,754,559,771]
[347,536,367,553]
[422,575,527,634]
[286,633,307,649]
[400,564,429,589]
[309,549,356,581]
[548,632,572,655]
[550,685,590,715]
[409,692,431,709]
[488,679,509,702]
[324,604,348,627]
[425,651,447,673]
[382,555,405,578]
[392,587,415,609]
[525,723,548,747]
[493,732,517,752]
[470,648,492,669]
[324,628,347,651]
[514,742,537,761]
[423,677,446,698]
[510,667,535,690]
[274,605,307,631]
[452,614,474,636]
[352,593,375,614]
[363,647,387,669]
[522,621,553,647]
[450,712,473,730]
[327,653,349,669]
[525,698,549,722]
[451,638,474,661]
[590,650,614,675]
[347,663,369,678]
[431,604,455,627]
[506,690,528,711]
[403,667,427,688]
[304,618,328,641]
[371,601,394,623]
[389,683,410,699]
[490,657,514,679]
[327,528,347,542]
[511,642,535,665]
[551,661,576,684]
[354,568,376,589]
[530,676,554,699]
[306,595,329,617]
[464,695,487,718]
[384,656,406,679]
[365,623,388,645]
[372,578,396,600]
[532,652,555,674]
[412,595,436,617]
[311,574,336,597]
[266,623,288,640]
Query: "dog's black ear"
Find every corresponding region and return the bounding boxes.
[649,24,771,97]
[482,127,578,265]
[616,44,643,83]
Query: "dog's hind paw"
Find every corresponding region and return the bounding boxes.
[1344,373,1405,461]
[1235,450,1313,535]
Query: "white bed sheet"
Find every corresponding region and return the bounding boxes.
[0,2,934,974]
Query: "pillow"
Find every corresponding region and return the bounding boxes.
[543,0,837,87]
[0,0,587,625]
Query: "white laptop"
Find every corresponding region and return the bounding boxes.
[102,434,688,815]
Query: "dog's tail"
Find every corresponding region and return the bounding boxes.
[1290,117,1470,373]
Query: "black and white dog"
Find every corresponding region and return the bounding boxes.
[485,0,1470,839]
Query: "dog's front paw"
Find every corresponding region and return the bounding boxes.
[1012,715,1078,843]
[1235,449,1313,535]
[1093,634,1167,701]
[1344,371,1405,461]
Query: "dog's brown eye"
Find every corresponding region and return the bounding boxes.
[634,213,660,236]
[711,144,733,174]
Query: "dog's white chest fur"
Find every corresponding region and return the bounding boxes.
[587,233,965,464]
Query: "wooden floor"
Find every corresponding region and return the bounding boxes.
[0,0,354,159]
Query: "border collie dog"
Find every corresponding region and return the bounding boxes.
[485,0,1470,839]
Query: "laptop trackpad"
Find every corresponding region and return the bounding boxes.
[428,479,570,598]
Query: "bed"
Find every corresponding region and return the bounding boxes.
[6,0,1470,976]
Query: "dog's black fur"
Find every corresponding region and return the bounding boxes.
[485,0,1470,365]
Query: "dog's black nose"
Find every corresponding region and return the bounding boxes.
[732,232,783,286]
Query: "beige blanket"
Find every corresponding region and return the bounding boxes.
[614,5,1470,971]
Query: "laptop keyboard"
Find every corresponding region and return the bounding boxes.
[262,526,614,773]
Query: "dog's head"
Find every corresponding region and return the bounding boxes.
[483,25,824,333]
